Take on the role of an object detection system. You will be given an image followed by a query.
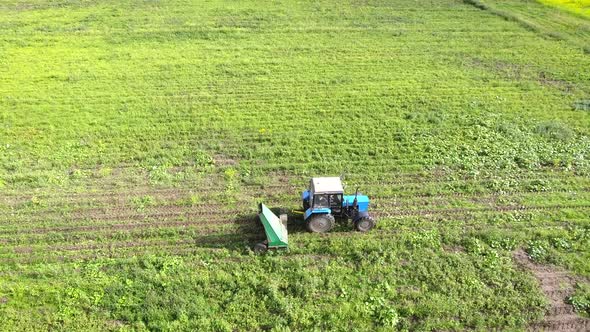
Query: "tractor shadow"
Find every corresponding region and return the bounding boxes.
[188,208,307,252]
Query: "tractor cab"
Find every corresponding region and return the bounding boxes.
[301,177,375,233]
[303,177,344,215]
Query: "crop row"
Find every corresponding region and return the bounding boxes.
[2,169,586,204]
[1,190,588,231]
[1,195,588,236]
[1,204,587,251]
[1,220,584,267]
[1,187,588,233]
[3,201,586,240]
[1,218,581,250]
[3,184,587,213]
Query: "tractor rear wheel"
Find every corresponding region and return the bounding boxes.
[306,214,335,233]
[354,216,375,232]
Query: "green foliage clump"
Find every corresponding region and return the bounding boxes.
[130,195,155,211]
[365,296,400,328]
[567,283,590,317]
[526,240,550,263]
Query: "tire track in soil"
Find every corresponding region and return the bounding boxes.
[1,177,589,265]
[15,199,218,219]
[2,201,589,235]
[0,213,256,234]
[0,222,574,252]
[0,202,582,238]
[374,204,590,218]
[0,221,262,242]
[0,233,265,264]
[0,184,297,206]
[513,249,590,332]
[1,224,585,265]
[2,171,585,205]
[2,177,583,207]
[0,213,578,248]
[3,187,588,221]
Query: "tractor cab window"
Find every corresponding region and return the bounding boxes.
[313,194,329,208]
[329,194,343,214]
[329,194,342,206]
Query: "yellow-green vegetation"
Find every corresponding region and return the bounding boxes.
[540,0,590,17]
[1,0,589,330]
[468,0,590,53]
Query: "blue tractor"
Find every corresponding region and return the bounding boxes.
[301,177,375,233]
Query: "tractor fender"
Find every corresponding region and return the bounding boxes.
[302,190,310,201]
[304,207,331,221]
[302,190,311,210]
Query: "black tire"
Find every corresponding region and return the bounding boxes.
[306,214,335,233]
[354,216,375,232]
[253,242,268,253]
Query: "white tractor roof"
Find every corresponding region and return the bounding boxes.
[312,177,344,194]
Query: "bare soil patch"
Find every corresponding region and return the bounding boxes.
[513,249,589,332]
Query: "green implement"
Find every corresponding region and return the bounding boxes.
[255,203,288,252]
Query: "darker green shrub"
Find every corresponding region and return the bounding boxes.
[573,100,590,111]
[534,122,574,141]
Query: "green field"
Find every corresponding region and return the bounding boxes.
[1,0,590,330]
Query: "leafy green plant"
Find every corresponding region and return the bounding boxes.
[526,240,549,262]
[550,237,571,251]
[567,283,590,317]
[130,195,155,211]
[365,296,400,328]
[224,167,239,193]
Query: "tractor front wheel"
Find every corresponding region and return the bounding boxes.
[253,242,268,253]
[306,214,335,233]
[354,216,375,232]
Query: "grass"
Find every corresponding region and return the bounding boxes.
[0,0,590,330]
[466,0,590,53]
